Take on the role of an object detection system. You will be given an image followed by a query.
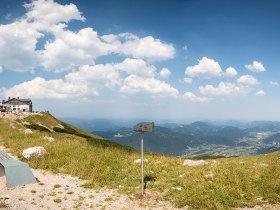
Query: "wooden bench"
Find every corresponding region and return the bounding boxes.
[0,149,37,188]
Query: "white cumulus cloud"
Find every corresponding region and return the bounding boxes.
[255,90,265,96]
[0,20,42,71]
[103,33,175,62]
[66,64,122,89]
[199,82,250,97]
[183,91,208,102]
[115,58,156,78]
[42,28,116,72]
[245,61,266,72]
[120,75,179,96]
[185,57,223,79]
[4,77,90,99]
[159,68,171,78]
[269,81,279,86]
[225,67,238,77]
[25,0,85,26]
[198,75,259,98]
[237,75,258,86]
[183,77,193,84]
[0,0,87,72]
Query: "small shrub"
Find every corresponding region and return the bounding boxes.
[24,123,51,132]
[0,201,8,208]
[53,123,77,135]
[53,198,62,203]
[53,184,61,188]
[104,196,114,202]
[80,183,95,189]
[48,192,56,196]
[78,195,85,201]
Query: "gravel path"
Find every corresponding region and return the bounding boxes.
[0,168,182,210]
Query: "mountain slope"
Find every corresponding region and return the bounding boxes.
[0,112,279,209]
[263,133,280,144]
[112,126,203,156]
[101,123,247,155]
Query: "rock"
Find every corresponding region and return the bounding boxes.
[205,172,215,178]
[171,187,182,191]
[24,129,33,134]
[43,136,54,142]
[257,197,264,201]
[211,160,218,164]
[134,159,148,164]
[259,163,269,167]
[183,159,207,166]
[22,146,46,159]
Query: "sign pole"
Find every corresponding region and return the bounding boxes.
[141,131,144,196]
[133,122,154,196]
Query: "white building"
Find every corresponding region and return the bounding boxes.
[1,97,33,113]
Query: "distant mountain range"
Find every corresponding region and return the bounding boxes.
[61,118,280,156]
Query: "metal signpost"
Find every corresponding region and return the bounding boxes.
[133,122,154,196]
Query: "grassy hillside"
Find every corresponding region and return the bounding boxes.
[0,112,279,209]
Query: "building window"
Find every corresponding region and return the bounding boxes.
[13,108,16,110]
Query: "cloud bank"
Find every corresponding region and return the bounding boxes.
[0,0,268,104]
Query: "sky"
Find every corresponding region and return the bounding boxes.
[0,0,280,121]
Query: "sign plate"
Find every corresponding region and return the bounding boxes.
[133,122,154,133]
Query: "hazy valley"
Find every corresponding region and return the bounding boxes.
[62,118,280,157]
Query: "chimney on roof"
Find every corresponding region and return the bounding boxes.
[8,97,10,100]
[17,97,19,99]
[2,100,4,103]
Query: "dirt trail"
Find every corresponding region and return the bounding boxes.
[0,167,184,210]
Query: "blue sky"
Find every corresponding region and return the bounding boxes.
[0,0,280,121]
